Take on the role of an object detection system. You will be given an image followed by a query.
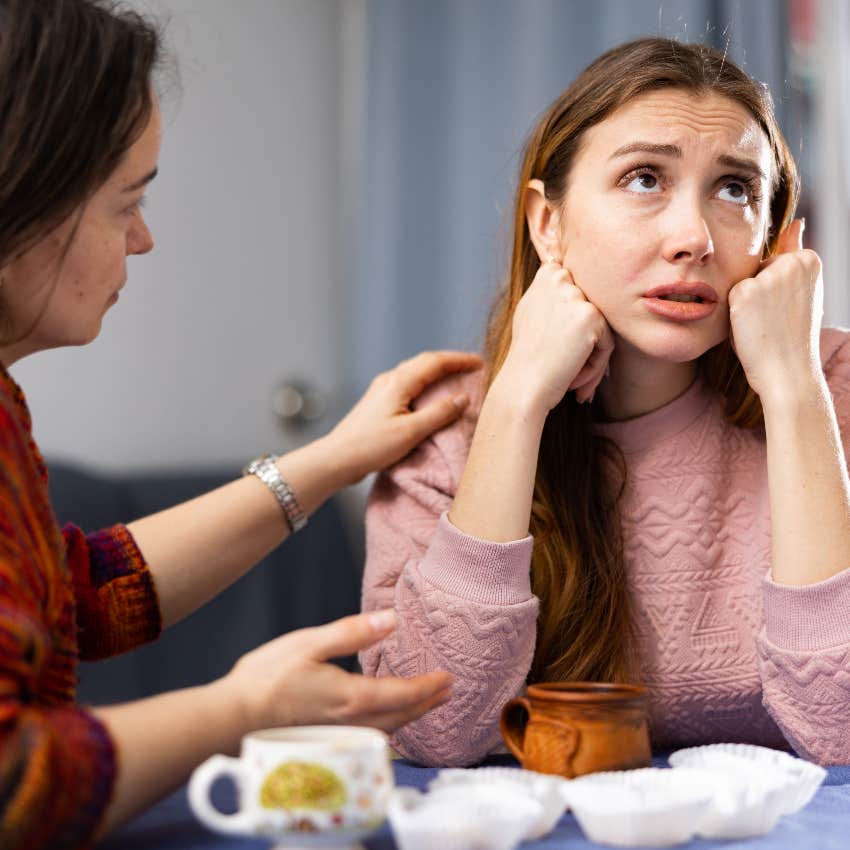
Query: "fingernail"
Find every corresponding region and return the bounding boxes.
[452,393,470,410]
[368,609,396,632]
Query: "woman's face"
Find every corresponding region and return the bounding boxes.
[556,89,774,364]
[2,99,161,356]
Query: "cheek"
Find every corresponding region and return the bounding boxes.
[564,204,653,298]
[64,232,123,291]
[718,218,765,281]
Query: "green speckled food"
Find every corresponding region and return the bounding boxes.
[260,761,347,810]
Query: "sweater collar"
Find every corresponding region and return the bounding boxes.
[594,376,715,454]
[0,359,33,434]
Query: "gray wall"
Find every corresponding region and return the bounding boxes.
[12,0,348,472]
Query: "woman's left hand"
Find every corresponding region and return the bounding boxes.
[728,218,824,402]
[323,350,483,486]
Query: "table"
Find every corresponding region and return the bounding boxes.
[97,755,850,850]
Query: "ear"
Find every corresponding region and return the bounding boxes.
[525,179,562,263]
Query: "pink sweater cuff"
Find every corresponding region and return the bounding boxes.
[763,566,850,651]
[416,512,534,605]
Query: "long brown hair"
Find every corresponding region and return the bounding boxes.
[484,38,799,685]
[0,0,165,339]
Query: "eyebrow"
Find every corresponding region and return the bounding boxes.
[122,167,158,193]
[609,143,767,182]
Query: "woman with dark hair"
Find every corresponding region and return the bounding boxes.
[362,37,850,768]
[0,2,479,847]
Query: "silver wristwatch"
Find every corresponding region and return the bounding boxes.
[242,453,308,533]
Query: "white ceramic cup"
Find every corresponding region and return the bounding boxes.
[189,726,393,841]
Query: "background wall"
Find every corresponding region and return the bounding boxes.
[12,0,349,472]
[10,0,849,477]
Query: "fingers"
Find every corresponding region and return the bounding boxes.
[360,685,453,733]
[337,671,454,730]
[537,256,576,288]
[402,392,470,442]
[569,318,615,403]
[395,350,483,401]
[300,610,399,661]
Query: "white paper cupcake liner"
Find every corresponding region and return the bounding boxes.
[428,766,570,838]
[669,743,827,816]
[387,785,542,850]
[563,767,715,847]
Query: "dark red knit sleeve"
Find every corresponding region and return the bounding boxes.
[0,372,140,847]
[0,688,115,849]
[64,523,162,660]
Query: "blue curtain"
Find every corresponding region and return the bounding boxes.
[347,0,789,387]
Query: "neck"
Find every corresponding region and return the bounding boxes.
[597,337,698,421]
[0,341,34,369]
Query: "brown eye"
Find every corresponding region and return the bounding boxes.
[623,170,661,194]
[717,181,749,205]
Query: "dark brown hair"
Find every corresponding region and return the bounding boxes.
[484,38,799,685]
[0,0,164,337]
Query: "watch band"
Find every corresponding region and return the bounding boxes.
[243,454,308,533]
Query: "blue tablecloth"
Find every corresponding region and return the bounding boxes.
[97,755,850,850]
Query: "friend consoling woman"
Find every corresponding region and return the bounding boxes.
[0,2,481,848]
[362,37,850,768]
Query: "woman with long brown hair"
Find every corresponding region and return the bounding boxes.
[0,2,482,848]
[362,36,850,768]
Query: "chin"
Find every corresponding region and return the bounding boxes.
[629,324,726,364]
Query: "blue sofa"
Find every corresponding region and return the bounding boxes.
[47,461,362,706]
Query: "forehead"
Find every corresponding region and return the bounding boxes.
[582,89,770,166]
[108,98,162,189]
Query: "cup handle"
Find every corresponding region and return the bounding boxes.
[500,697,532,761]
[188,754,258,835]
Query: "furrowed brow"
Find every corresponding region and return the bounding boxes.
[609,142,682,160]
[716,154,767,183]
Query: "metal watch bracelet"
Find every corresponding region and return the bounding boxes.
[242,453,308,533]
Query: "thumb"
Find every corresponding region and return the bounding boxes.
[304,610,398,661]
[775,218,804,255]
[405,394,469,442]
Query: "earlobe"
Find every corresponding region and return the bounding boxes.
[526,179,562,264]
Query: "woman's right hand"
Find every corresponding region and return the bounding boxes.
[217,610,453,734]
[498,259,613,412]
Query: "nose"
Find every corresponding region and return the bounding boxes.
[660,196,714,266]
[128,213,155,256]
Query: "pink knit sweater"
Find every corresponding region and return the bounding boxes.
[361,328,850,767]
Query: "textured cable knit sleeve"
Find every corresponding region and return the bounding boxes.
[360,373,539,766]
[756,327,850,764]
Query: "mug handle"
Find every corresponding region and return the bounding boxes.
[500,697,532,761]
[189,754,258,835]
[501,699,581,775]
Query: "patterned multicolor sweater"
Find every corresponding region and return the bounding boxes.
[0,365,161,850]
[361,327,850,767]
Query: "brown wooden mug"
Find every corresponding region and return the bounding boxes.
[500,682,651,778]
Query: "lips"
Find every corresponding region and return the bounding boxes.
[642,281,718,322]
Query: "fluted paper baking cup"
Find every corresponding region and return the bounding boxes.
[669,743,826,816]
[388,785,542,850]
[428,767,570,838]
[563,767,714,847]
